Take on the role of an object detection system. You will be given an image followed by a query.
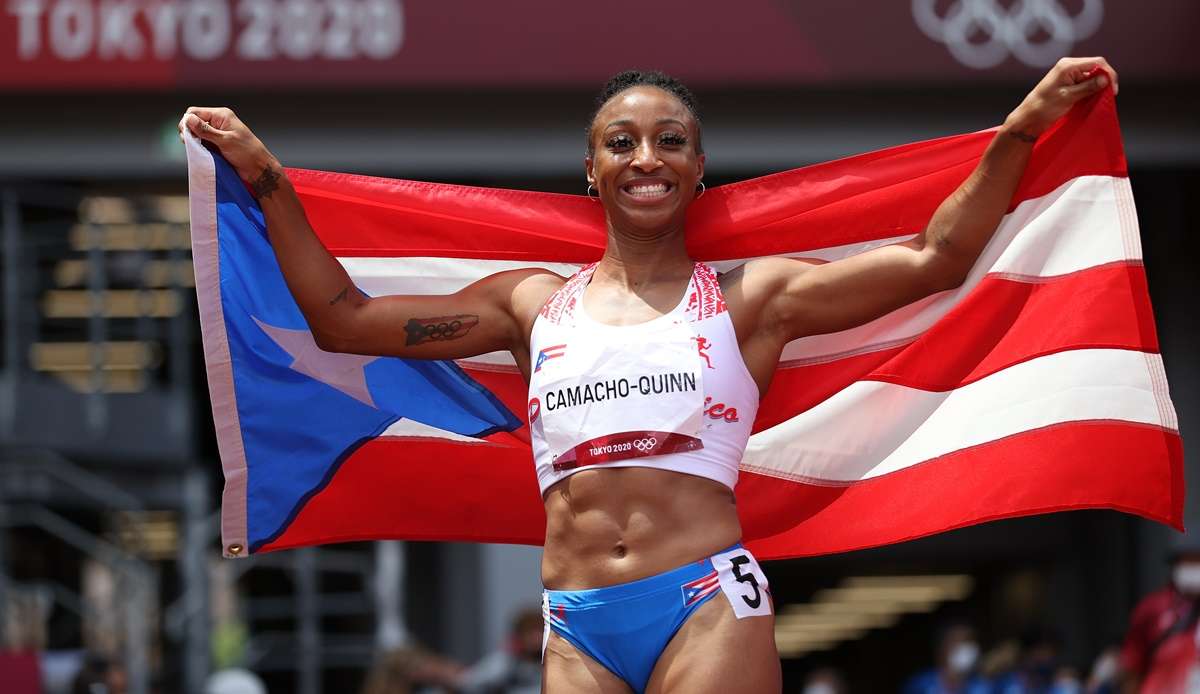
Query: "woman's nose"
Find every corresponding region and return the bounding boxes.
[631,140,660,172]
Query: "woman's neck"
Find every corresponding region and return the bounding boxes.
[596,219,693,290]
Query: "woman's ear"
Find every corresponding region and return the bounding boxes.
[696,153,706,184]
[585,156,596,187]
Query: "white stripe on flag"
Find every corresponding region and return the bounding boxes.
[778,175,1136,364]
[341,258,582,298]
[741,348,1171,484]
[336,175,1135,369]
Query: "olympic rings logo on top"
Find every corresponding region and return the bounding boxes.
[632,437,658,453]
[912,0,1104,69]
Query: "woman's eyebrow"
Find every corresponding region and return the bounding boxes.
[604,118,688,130]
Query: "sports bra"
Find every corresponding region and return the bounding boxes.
[527,262,758,494]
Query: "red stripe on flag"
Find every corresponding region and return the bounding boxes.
[258,421,1181,559]
[738,421,1183,560]
[260,438,545,552]
[290,91,1124,261]
[754,262,1159,431]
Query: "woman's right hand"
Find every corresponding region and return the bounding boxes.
[178,106,279,186]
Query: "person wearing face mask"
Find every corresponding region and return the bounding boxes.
[904,622,991,694]
[1118,539,1200,694]
[992,627,1071,694]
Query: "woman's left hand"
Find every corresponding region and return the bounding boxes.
[1005,56,1119,138]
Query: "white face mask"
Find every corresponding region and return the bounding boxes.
[948,642,980,674]
[1174,564,1200,593]
[803,684,836,694]
[1091,652,1118,683]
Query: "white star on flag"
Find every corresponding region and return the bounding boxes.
[253,317,380,408]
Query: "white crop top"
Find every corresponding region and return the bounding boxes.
[527,262,759,494]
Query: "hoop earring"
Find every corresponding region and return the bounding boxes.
[587,184,599,200]
[696,181,706,199]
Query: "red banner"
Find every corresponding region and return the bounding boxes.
[2,0,1196,90]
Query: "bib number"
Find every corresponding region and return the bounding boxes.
[712,547,771,619]
[729,555,762,608]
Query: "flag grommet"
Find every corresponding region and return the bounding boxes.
[227,544,243,556]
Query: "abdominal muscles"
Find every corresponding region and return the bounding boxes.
[540,466,741,590]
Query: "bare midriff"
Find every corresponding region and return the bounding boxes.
[541,466,742,590]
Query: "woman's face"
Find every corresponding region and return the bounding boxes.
[586,86,705,236]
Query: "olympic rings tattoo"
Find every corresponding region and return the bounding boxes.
[404,314,480,346]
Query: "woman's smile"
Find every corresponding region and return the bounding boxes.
[619,176,676,205]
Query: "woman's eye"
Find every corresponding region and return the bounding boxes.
[606,136,634,150]
[659,133,688,147]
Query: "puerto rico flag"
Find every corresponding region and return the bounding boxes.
[534,344,568,373]
[186,87,1182,559]
[682,571,721,607]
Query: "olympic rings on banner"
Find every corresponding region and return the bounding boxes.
[912,0,1103,69]
[632,437,658,452]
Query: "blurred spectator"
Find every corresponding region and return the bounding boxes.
[204,668,267,694]
[802,665,847,694]
[459,607,543,694]
[1084,645,1120,694]
[0,649,41,694]
[361,644,464,694]
[992,626,1072,694]
[40,649,87,694]
[980,640,1022,682]
[1118,537,1200,694]
[903,622,990,694]
[70,654,126,694]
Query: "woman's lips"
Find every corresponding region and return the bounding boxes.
[619,179,675,204]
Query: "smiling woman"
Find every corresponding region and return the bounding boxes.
[585,71,706,248]
[180,56,1118,694]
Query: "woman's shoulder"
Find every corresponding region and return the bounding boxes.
[493,267,569,327]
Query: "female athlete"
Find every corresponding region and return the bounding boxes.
[180,56,1116,694]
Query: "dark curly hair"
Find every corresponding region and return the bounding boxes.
[586,69,703,155]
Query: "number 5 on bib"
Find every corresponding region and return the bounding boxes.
[711,547,772,618]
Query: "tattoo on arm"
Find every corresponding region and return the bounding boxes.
[328,286,349,306]
[1006,129,1038,144]
[251,165,282,199]
[404,314,480,346]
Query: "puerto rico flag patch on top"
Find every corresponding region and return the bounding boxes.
[535,344,567,372]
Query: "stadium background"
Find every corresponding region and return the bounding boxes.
[1,1,1198,691]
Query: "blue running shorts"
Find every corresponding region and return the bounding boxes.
[542,543,772,693]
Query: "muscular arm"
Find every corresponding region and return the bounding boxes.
[743,57,1117,344]
[181,108,560,359]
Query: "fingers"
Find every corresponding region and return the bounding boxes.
[178,106,239,144]
[1063,71,1109,99]
[1096,57,1119,95]
[186,105,236,128]
[1057,56,1119,96]
[177,112,234,144]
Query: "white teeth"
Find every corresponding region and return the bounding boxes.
[625,183,669,197]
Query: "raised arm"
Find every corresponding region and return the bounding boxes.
[744,57,1118,344]
[179,107,559,361]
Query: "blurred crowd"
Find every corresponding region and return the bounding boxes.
[7,547,1200,693]
[359,608,543,694]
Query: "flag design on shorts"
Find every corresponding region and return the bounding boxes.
[535,344,568,372]
[682,570,721,607]
[187,86,1182,559]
